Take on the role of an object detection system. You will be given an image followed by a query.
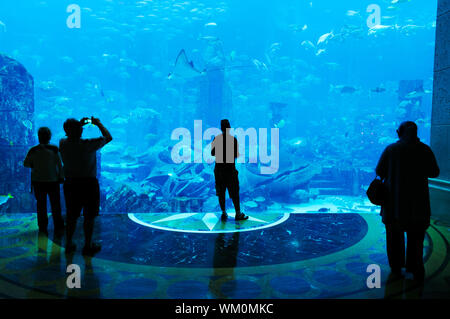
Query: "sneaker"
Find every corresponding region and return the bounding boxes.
[235,212,249,221]
[221,212,228,221]
[82,243,101,256]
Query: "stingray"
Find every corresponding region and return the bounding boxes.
[168,49,266,80]
[168,49,206,79]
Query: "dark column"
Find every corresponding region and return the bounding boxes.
[429,0,450,222]
[0,54,35,212]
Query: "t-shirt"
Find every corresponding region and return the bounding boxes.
[59,137,107,179]
[23,144,64,182]
[211,133,239,170]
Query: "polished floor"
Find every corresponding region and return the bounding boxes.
[0,208,449,299]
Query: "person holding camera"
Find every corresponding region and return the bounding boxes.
[59,117,112,256]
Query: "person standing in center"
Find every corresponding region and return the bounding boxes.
[211,119,248,221]
[59,117,112,256]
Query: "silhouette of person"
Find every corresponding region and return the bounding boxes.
[24,127,65,235]
[376,121,439,281]
[59,117,112,256]
[211,119,248,221]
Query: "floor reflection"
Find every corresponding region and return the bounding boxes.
[210,222,240,298]
[0,213,448,299]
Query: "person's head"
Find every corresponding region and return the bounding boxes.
[63,118,83,140]
[38,127,51,144]
[397,121,418,140]
[220,119,231,133]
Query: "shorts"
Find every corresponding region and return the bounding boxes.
[214,168,239,197]
[64,178,100,219]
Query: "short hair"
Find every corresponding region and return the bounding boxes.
[38,127,51,144]
[63,118,82,139]
[221,119,231,132]
[397,121,418,138]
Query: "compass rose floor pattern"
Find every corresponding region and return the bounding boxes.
[0,211,449,299]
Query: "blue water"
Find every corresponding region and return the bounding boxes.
[0,0,438,212]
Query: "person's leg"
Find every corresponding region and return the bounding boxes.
[229,170,247,220]
[406,228,426,281]
[82,179,101,256]
[48,182,64,230]
[385,223,405,274]
[64,181,81,252]
[214,169,227,219]
[83,217,96,248]
[33,183,49,233]
[229,188,241,215]
[218,193,226,213]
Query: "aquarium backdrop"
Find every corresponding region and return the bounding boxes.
[0,0,438,213]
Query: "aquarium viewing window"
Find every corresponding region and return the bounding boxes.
[0,0,437,214]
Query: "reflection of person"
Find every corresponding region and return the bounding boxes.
[209,229,240,298]
[24,127,65,235]
[60,117,112,256]
[376,121,439,281]
[211,119,248,221]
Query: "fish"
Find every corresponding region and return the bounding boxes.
[252,59,268,71]
[405,90,431,99]
[346,10,360,17]
[317,31,333,46]
[0,194,13,206]
[168,49,205,79]
[120,57,138,68]
[368,24,393,35]
[330,84,357,94]
[371,87,386,93]
[0,20,6,32]
[316,48,326,56]
[111,116,129,125]
[22,120,33,130]
[399,100,411,107]
[301,40,315,50]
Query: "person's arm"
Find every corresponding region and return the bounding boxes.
[91,117,113,144]
[234,138,240,159]
[23,149,33,168]
[375,147,389,179]
[56,151,64,183]
[427,147,440,178]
